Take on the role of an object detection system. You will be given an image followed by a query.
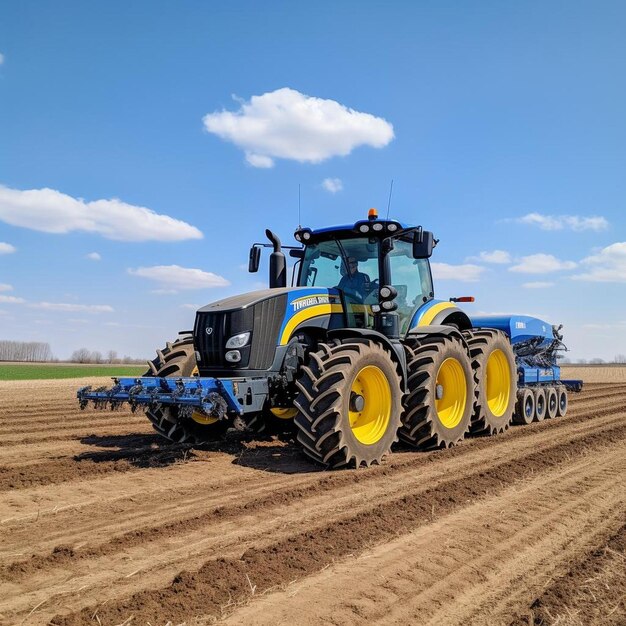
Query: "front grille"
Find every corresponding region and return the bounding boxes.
[194,294,286,371]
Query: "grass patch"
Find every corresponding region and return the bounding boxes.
[0,363,146,380]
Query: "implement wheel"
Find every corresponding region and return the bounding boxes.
[556,386,568,417]
[463,329,517,435]
[546,387,559,419]
[144,336,228,443]
[399,335,474,449]
[533,388,547,421]
[513,388,535,425]
[293,339,402,468]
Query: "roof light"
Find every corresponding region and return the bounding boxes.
[295,233,302,241]
[368,208,378,220]
[372,223,383,231]
[387,223,398,232]
[358,224,370,233]
[302,231,311,240]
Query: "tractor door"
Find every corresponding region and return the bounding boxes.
[386,239,434,335]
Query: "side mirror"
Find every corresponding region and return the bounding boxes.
[289,249,305,259]
[248,245,261,273]
[413,230,434,258]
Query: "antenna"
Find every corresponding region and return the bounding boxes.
[386,179,394,220]
[298,183,301,227]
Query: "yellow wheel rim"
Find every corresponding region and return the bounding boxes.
[191,410,219,425]
[486,349,511,417]
[435,358,467,429]
[270,407,298,419]
[349,365,392,445]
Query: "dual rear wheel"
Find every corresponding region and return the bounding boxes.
[293,331,519,469]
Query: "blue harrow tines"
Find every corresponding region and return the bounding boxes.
[77,376,243,419]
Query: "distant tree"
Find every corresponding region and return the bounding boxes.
[71,348,91,363]
[589,358,605,364]
[90,351,103,364]
[577,358,587,364]
[558,356,571,364]
[107,350,118,364]
[614,354,626,364]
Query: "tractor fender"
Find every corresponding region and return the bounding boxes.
[327,328,408,386]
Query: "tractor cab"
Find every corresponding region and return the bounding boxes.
[294,209,435,336]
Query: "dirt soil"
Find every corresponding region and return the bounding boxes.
[0,377,624,626]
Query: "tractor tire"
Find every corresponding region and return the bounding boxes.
[513,388,535,425]
[293,339,403,469]
[144,335,229,443]
[533,387,547,421]
[556,386,568,417]
[546,386,559,419]
[399,335,474,449]
[463,329,517,435]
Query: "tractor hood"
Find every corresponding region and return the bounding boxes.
[194,287,343,374]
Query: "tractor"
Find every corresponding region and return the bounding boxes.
[78,209,582,468]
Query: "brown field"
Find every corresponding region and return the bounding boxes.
[0,376,624,625]
[561,365,626,384]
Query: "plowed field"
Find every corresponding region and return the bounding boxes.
[1,377,624,625]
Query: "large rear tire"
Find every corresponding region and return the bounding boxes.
[399,335,474,449]
[293,339,403,468]
[463,329,517,435]
[144,335,228,443]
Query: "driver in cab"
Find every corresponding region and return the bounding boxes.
[338,257,371,301]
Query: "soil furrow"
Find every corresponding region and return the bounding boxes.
[49,422,626,625]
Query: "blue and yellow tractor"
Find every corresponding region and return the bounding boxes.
[78,209,582,468]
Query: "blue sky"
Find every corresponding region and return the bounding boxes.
[0,0,624,361]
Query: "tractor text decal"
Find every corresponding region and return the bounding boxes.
[291,295,337,312]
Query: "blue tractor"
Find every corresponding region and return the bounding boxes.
[78,210,582,468]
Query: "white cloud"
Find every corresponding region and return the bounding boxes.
[86,252,101,261]
[0,283,13,292]
[0,242,16,254]
[431,262,485,282]
[203,88,394,168]
[245,153,274,168]
[522,281,555,289]
[509,254,576,274]
[467,250,511,264]
[128,265,230,291]
[0,185,203,242]
[322,178,343,193]
[0,295,24,304]
[30,302,114,313]
[180,303,200,309]
[572,242,626,283]
[516,212,608,232]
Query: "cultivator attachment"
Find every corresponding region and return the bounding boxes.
[77,377,243,419]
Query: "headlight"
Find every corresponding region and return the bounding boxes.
[303,231,311,240]
[387,223,398,232]
[372,223,383,231]
[358,224,370,233]
[225,331,251,349]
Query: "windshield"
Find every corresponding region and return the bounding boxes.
[299,237,380,296]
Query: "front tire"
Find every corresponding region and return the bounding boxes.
[293,340,403,468]
[144,335,228,443]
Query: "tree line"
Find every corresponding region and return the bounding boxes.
[0,340,53,362]
[0,341,145,364]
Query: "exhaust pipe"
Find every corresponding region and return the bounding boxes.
[265,229,286,288]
